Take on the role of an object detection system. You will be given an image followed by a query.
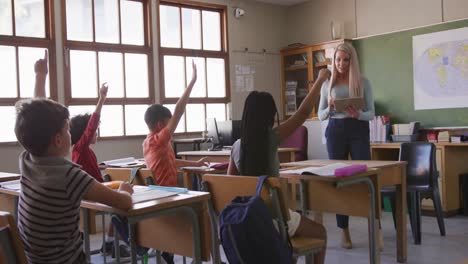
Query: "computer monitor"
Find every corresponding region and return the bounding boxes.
[217,120,242,146]
[206,118,223,151]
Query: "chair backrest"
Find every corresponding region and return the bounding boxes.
[201,174,290,221]
[103,168,154,185]
[280,126,308,161]
[0,211,26,264]
[399,142,437,188]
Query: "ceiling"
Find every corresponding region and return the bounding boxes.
[252,0,309,6]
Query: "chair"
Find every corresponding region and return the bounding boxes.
[103,167,154,185]
[382,142,446,244]
[280,125,308,161]
[0,211,27,264]
[201,174,325,264]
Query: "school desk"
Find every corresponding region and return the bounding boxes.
[179,167,227,190]
[178,147,300,163]
[281,159,407,263]
[0,187,212,264]
[172,137,206,156]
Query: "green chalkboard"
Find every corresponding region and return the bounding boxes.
[353,19,468,128]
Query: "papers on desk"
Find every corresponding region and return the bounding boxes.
[131,185,178,204]
[180,166,210,171]
[0,180,21,190]
[281,163,350,177]
[100,157,145,167]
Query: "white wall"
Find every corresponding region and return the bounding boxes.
[286,0,468,43]
[0,0,286,173]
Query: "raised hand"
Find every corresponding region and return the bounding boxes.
[34,49,48,76]
[99,82,109,99]
[190,60,197,84]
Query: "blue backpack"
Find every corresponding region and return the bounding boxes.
[218,176,293,264]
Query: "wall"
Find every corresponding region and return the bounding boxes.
[0,0,286,173]
[286,0,468,43]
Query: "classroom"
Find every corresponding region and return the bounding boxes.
[1,0,468,263]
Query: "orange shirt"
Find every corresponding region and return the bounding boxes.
[143,128,177,187]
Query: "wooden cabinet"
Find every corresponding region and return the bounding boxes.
[371,142,468,216]
[280,39,351,119]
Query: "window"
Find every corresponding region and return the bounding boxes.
[159,1,229,133]
[0,0,55,143]
[63,0,153,138]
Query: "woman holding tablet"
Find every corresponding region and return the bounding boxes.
[317,42,375,249]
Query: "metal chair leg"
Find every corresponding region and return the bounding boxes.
[414,191,422,245]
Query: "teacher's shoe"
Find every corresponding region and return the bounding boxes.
[341,228,353,249]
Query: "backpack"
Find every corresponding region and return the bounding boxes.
[218,176,293,264]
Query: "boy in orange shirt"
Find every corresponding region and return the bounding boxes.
[143,61,208,187]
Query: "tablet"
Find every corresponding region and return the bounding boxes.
[333,97,365,112]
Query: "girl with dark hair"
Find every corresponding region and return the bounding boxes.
[227,68,331,264]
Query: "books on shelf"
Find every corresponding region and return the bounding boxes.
[392,122,420,135]
[369,116,390,142]
[99,157,145,168]
[0,180,21,191]
[437,131,450,142]
[281,163,367,177]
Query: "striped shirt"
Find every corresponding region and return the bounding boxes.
[18,151,95,264]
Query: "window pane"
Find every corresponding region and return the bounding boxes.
[120,0,144,45]
[66,0,93,41]
[0,46,17,98]
[164,56,184,97]
[0,0,13,35]
[70,50,97,98]
[98,52,124,98]
[159,5,180,48]
[164,104,184,133]
[100,105,124,136]
[206,104,226,122]
[0,106,16,142]
[14,0,45,38]
[202,11,221,51]
[68,105,94,118]
[94,0,119,44]
[182,8,201,49]
[125,104,148,136]
[186,57,205,97]
[125,53,148,98]
[206,58,225,97]
[186,104,204,132]
[18,47,50,98]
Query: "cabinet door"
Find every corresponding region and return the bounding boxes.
[282,49,311,117]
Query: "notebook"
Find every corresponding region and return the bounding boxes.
[281,163,367,177]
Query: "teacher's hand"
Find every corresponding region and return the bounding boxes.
[345,105,360,119]
[317,68,331,82]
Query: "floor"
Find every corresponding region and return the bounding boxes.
[89,212,468,264]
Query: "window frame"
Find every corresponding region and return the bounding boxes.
[61,0,154,138]
[0,0,57,106]
[158,0,230,133]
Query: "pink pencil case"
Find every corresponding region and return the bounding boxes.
[334,164,368,177]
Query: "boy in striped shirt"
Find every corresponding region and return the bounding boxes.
[14,51,134,263]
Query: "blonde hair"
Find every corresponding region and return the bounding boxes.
[328,42,363,99]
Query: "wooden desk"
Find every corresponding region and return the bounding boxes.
[0,187,212,264]
[371,142,468,215]
[172,137,206,155]
[178,147,300,163]
[282,159,407,263]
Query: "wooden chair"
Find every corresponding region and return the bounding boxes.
[103,167,154,185]
[201,174,325,264]
[0,211,26,264]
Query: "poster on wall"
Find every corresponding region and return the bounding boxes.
[412,27,468,110]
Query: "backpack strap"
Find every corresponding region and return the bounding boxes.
[255,175,269,197]
[129,167,141,184]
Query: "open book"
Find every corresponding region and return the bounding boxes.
[131,185,178,204]
[281,163,367,177]
[0,180,21,191]
[99,157,145,168]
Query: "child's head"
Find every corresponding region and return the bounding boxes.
[144,104,172,132]
[239,91,279,175]
[70,114,97,145]
[15,98,70,157]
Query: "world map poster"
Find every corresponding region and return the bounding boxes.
[413,27,468,110]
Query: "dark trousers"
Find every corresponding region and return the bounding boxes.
[325,118,371,229]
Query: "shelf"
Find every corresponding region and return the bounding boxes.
[285,65,308,71]
[314,59,332,67]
